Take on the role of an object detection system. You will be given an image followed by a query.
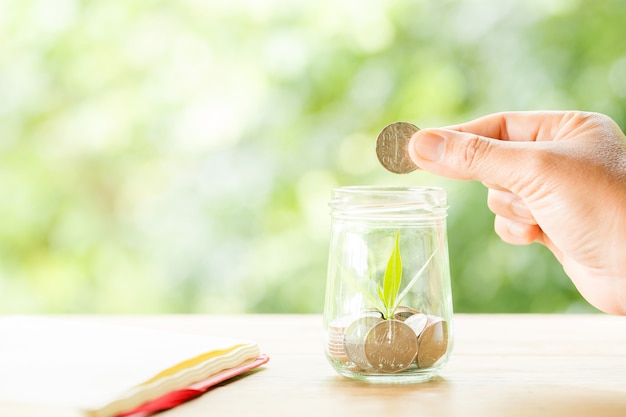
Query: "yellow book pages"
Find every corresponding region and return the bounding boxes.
[0,317,260,417]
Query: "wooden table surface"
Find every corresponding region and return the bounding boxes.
[107,314,626,417]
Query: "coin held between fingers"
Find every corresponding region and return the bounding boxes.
[376,122,421,174]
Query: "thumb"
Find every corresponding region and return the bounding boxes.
[409,128,530,190]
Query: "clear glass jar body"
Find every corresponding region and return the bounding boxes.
[323,186,453,383]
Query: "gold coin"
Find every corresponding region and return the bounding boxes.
[343,316,383,371]
[416,316,449,369]
[363,320,418,374]
[375,122,420,174]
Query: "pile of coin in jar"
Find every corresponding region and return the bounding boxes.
[327,307,448,374]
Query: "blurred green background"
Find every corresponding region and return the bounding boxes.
[1,0,625,314]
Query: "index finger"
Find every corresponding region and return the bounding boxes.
[445,111,584,142]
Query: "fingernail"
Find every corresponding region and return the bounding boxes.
[507,220,528,238]
[413,131,445,162]
[511,199,532,220]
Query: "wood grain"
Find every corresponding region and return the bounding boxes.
[82,315,626,417]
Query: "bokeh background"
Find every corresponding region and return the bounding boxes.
[2,0,625,313]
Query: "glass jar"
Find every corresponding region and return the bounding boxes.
[323,186,453,383]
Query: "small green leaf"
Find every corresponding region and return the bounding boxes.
[380,232,402,319]
[377,284,385,306]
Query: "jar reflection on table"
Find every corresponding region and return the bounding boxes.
[323,186,453,383]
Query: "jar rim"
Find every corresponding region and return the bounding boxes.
[331,185,445,195]
[329,185,448,218]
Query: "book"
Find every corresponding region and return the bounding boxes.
[0,317,268,417]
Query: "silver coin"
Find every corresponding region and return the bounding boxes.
[404,313,429,337]
[363,320,418,374]
[327,315,356,363]
[393,306,420,321]
[416,316,449,369]
[375,122,420,174]
[343,316,383,371]
[361,308,384,319]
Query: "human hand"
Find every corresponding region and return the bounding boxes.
[409,111,626,315]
